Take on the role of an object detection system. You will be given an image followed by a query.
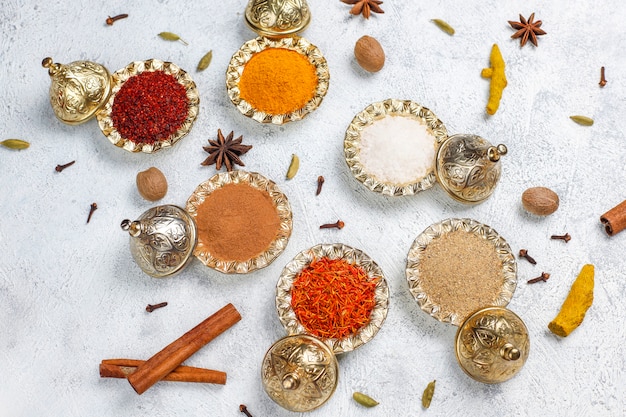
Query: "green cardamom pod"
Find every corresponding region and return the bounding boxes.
[431,19,455,35]
[569,115,594,126]
[286,154,299,180]
[422,380,436,409]
[1,139,30,150]
[353,391,379,407]
[158,32,188,45]
[197,50,213,71]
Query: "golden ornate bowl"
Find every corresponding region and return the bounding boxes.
[406,218,517,326]
[96,59,199,153]
[226,36,329,125]
[276,243,389,354]
[185,170,293,274]
[344,99,449,196]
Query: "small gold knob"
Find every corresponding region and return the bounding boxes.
[42,57,61,76]
[282,374,300,390]
[500,343,521,361]
[487,144,508,162]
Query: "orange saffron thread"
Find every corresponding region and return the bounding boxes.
[291,257,378,339]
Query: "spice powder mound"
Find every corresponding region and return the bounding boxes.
[359,115,437,185]
[291,257,379,339]
[111,70,188,145]
[238,48,318,115]
[194,183,281,262]
[418,230,504,321]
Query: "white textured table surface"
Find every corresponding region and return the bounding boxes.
[2,1,625,416]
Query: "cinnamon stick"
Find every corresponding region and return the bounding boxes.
[100,359,227,384]
[127,303,241,394]
[600,199,626,236]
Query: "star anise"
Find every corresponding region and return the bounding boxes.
[508,13,546,47]
[341,0,384,19]
[201,129,252,172]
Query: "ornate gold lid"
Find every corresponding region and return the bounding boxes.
[435,134,508,204]
[455,307,529,384]
[42,57,112,125]
[121,205,197,278]
[245,0,311,38]
[261,334,339,412]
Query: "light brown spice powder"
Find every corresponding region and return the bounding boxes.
[418,229,504,322]
[195,183,281,262]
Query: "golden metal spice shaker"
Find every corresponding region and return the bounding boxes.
[245,0,311,38]
[121,205,197,278]
[261,334,339,412]
[42,57,112,125]
[435,134,508,204]
[455,306,529,383]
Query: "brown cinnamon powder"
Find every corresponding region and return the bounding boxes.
[195,183,281,262]
[418,229,504,321]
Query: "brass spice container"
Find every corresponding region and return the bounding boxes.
[436,134,508,204]
[455,307,529,384]
[261,335,339,412]
[227,0,329,125]
[406,218,529,383]
[262,243,389,412]
[245,0,311,38]
[42,57,199,153]
[344,99,507,203]
[121,171,293,278]
[121,205,197,279]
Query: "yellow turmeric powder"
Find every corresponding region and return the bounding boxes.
[548,264,594,337]
[481,44,507,115]
[239,48,318,115]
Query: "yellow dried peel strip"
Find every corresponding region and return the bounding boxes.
[548,264,594,337]
[481,44,507,115]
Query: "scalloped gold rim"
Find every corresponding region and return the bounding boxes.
[406,218,518,326]
[276,243,389,354]
[226,36,329,125]
[185,170,293,274]
[344,98,449,196]
[96,59,199,154]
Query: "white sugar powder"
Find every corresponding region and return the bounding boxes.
[359,115,437,185]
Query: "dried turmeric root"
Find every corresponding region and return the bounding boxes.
[548,264,594,337]
[481,44,507,115]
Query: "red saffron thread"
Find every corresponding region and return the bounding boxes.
[111,70,188,145]
[290,257,378,339]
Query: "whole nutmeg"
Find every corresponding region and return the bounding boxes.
[354,35,385,72]
[136,167,168,201]
[522,187,559,216]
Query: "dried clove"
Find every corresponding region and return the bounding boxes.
[551,233,571,243]
[316,175,325,196]
[599,66,607,87]
[518,249,537,265]
[320,220,344,229]
[239,404,253,417]
[146,302,168,313]
[55,160,75,172]
[106,14,128,25]
[87,203,98,224]
[527,272,550,284]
